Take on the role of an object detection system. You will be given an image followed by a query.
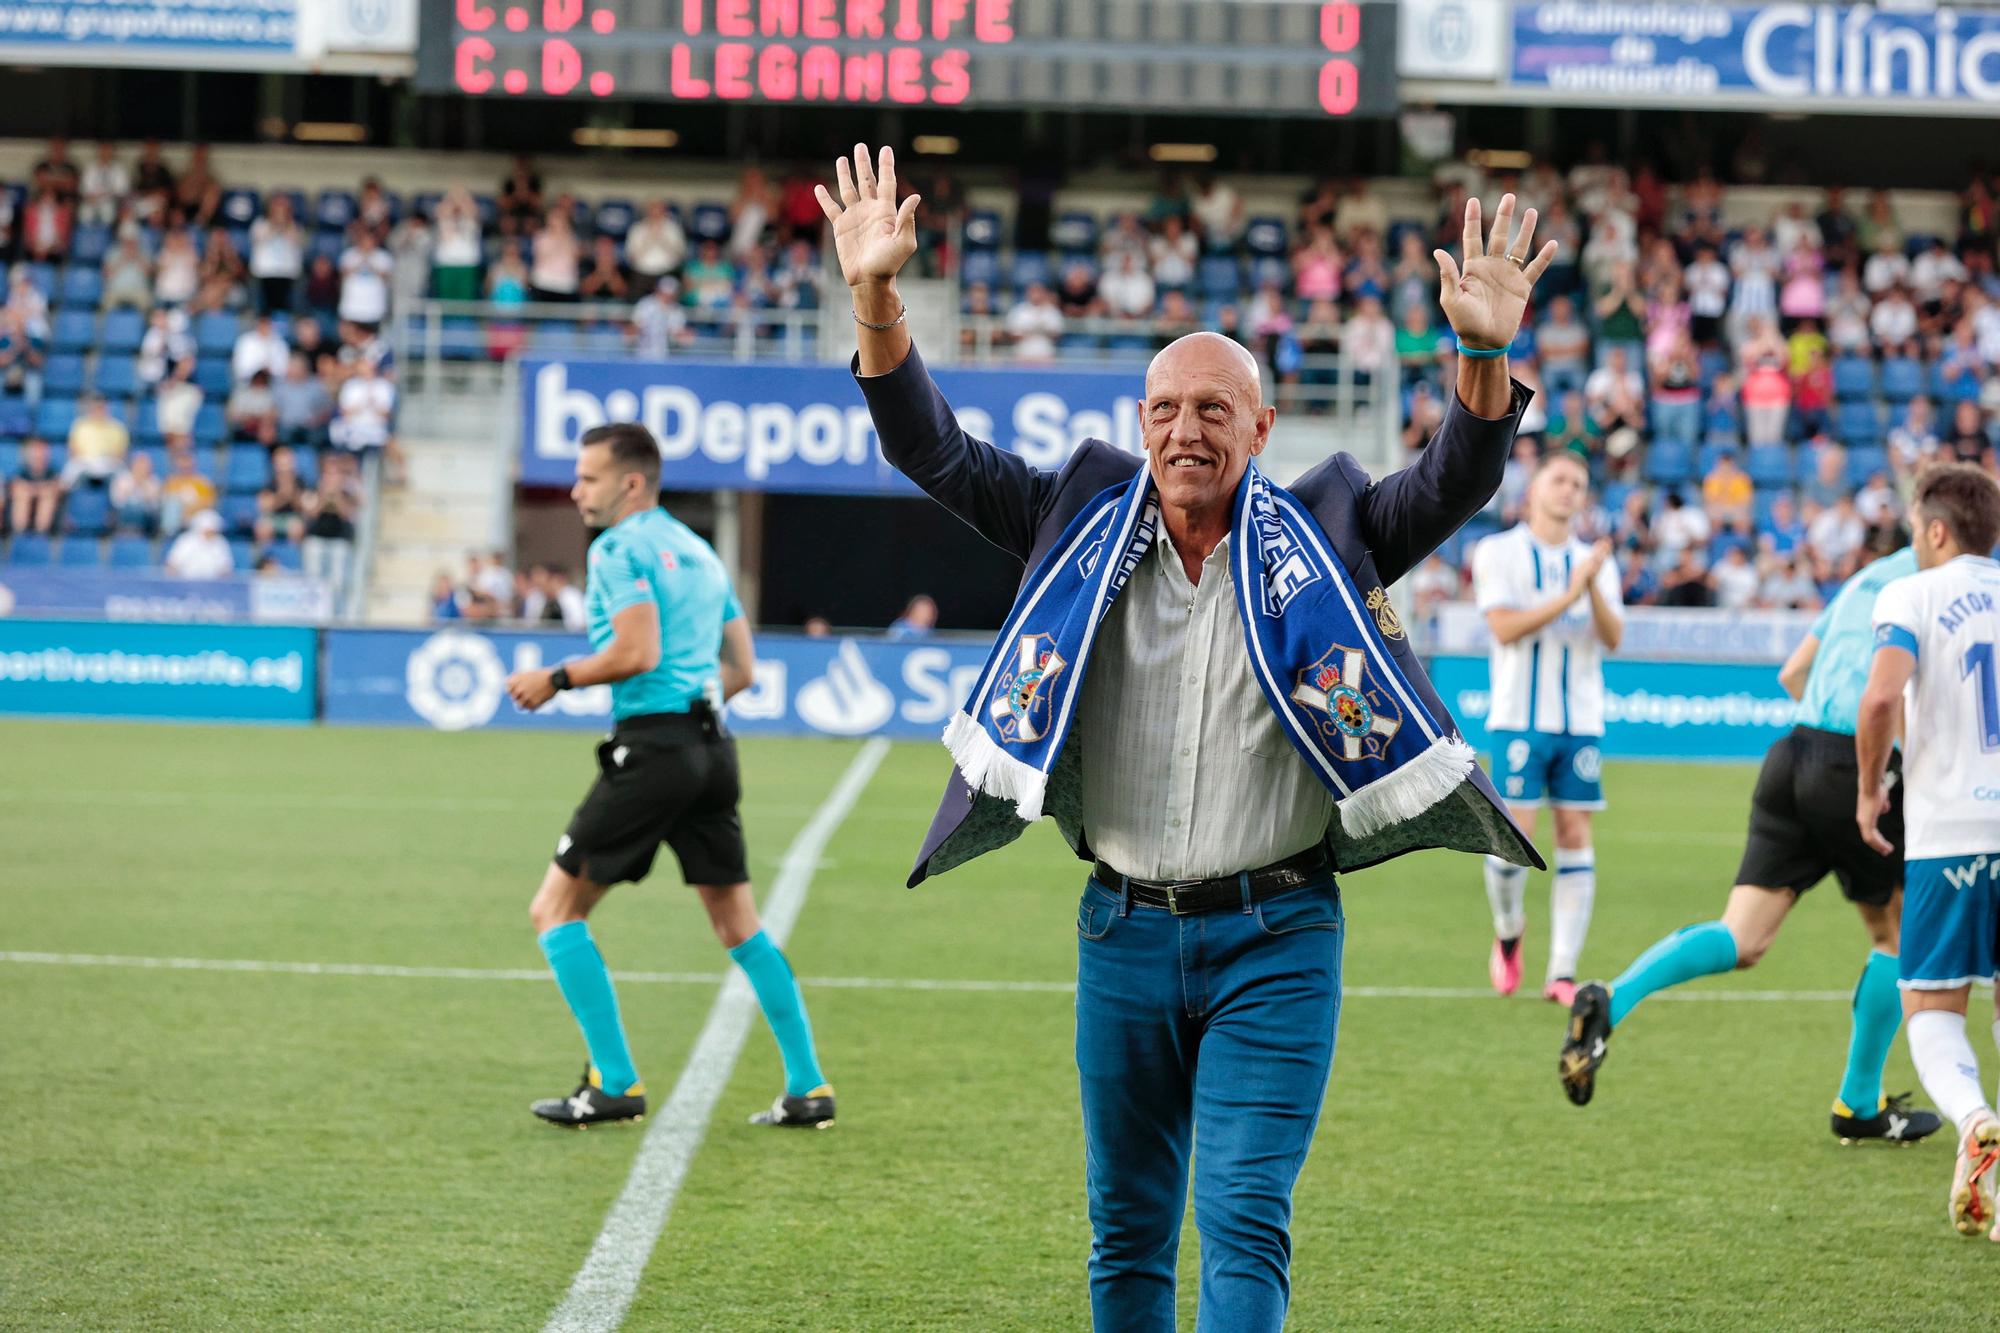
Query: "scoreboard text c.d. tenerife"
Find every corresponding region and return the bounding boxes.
[419,0,1397,118]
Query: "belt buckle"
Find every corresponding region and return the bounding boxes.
[1164,883,1181,915]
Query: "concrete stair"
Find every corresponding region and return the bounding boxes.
[363,433,511,626]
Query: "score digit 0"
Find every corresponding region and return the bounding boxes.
[1318,1,1359,117]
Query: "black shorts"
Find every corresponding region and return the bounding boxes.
[1736,726,1903,906]
[552,708,749,888]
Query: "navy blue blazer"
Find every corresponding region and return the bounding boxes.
[854,345,1542,887]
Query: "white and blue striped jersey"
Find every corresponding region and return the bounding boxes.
[1472,525,1623,736]
[1872,554,2000,859]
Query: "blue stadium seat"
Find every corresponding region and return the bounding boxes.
[1879,357,1923,403]
[35,400,76,438]
[1058,331,1103,354]
[108,534,153,568]
[592,199,636,239]
[1831,356,1875,402]
[221,494,261,534]
[193,404,227,445]
[959,250,1000,290]
[44,442,69,470]
[1249,256,1290,291]
[7,533,51,565]
[63,486,109,535]
[1835,399,1882,446]
[1697,441,1738,476]
[1847,445,1890,485]
[22,263,55,297]
[50,311,95,352]
[688,203,730,244]
[225,226,251,261]
[93,356,137,397]
[1197,255,1242,302]
[100,308,145,353]
[228,537,256,571]
[0,402,30,436]
[290,447,318,487]
[58,267,101,308]
[473,194,499,229]
[1050,211,1098,255]
[56,535,102,565]
[1642,439,1694,485]
[1010,251,1053,291]
[1746,443,1793,488]
[1697,347,1731,388]
[0,440,17,476]
[219,188,260,228]
[71,224,111,265]
[194,312,238,356]
[1243,216,1289,258]
[43,355,86,396]
[267,540,302,572]
[308,230,344,267]
[315,190,358,232]
[410,191,443,222]
[194,360,232,398]
[132,398,160,440]
[225,449,272,493]
[962,210,1002,250]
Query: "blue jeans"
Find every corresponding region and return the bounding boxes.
[1075,874,1344,1333]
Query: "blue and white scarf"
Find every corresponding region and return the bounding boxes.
[943,463,1476,840]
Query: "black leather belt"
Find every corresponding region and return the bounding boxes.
[1092,845,1333,916]
[614,702,721,739]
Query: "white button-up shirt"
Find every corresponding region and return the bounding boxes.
[1078,532,1334,881]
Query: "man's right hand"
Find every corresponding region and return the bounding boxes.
[816,143,919,293]
[1570,538,1611,598]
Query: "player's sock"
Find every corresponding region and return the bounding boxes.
[1606,920,1738,1028]
[537,921,640,1096]
[1484,856,1528,941]
[1907,1009,1993,1135]
[1835,949,1902,1116]
[1546,847,1597,982]
[730,930,826,1097]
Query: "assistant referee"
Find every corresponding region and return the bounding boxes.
[505,422,835,1130]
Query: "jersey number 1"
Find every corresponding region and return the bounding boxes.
[1967,641,2000,753]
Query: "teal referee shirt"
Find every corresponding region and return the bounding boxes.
[585,507,743,720]
[1793,548,1917,735]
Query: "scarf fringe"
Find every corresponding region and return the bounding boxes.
[1335,733,1476,840]
[944,710,1050,823]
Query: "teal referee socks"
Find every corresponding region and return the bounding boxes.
[1836,949,1902,1117]
[731,930,827,1097]
[539,921,641,1097]
[1606,920,1739,1027]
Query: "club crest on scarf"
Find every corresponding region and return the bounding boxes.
[989,632,1068,744]
[1290,645,1403,762]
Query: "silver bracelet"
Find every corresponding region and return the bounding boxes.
[852,304,908,331]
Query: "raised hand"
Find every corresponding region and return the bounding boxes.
[1433,194,1557,354]
[815,143,920,291]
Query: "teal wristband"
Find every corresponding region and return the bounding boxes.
[1456,341,1510,359]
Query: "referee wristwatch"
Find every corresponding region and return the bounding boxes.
[550,665,574,692]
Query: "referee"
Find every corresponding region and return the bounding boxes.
[1560,534,1942,1145]
[504,422,835,1130]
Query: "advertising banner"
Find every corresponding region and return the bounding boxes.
[0,0,296,67]
[323,626,992,740]
[0,568,331,624]
[1426,601,1818,663]
[519,357,1143,492]
[1430,653,1797,762]
[0,618,315,722]
[1509,2,2000,114]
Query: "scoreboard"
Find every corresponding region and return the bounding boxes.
[418,0,1398,117]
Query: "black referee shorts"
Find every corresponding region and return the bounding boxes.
[1736,725,1903,907]
[552,706,750,888]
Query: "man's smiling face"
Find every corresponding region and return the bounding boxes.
[1140,333,1274,521]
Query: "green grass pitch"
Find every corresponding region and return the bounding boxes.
[0,719,1988,1330]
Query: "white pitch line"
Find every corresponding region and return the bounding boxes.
[0,949,1901,1004]
[541,736,889,1333]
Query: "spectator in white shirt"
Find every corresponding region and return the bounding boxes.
[165,508,233,580]
[136,306,193,387]
[153,227,199,307]
[1869,285,1918,355]
[249,193,303,313]
[1770,200,1821,255]
[232,312,289,385]
[1861,230,1909,294]
[330,358,395,453]
[1004,282,1063,362]
[1341,293,1395,380]
[1910,238,1967,305]
[1709,545,1760,610]
[530,209,582,301]
[79,140,128,227]
[1854,470,1899,529]
[1332,177,1388,245]
[1099,251,1156,320]
[1189,173,1242,248]
[1825,268,1872,353]
[337,231,393,327]
[390,212,433,312]
[431,186,485,300]
[1654,491,1713,564]
[1584,344,1643,418]
[1148,214,1197,291]
[629,276,686,359]
[1099,213,1148,267]
[1683,243,1731,345]
[625,200,687,280]
[156,361,203,446]
[1806,496,1866,580]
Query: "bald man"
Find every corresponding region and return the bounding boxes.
[823,146,1552,1332]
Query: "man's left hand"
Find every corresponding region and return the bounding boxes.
[1855,784,1895,856]
[506,668,558,711]
[1434,194,1558,353]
